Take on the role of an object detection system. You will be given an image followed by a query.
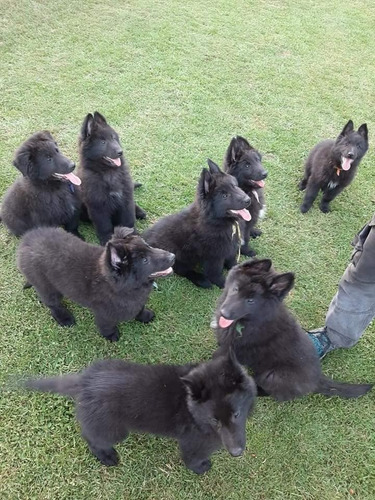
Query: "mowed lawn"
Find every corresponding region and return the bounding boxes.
[1,0,375,498]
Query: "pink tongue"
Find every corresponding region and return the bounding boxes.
[64,172,81,185]
[112,157,121,167]
[255,180,265,188]
[219,316,234,328]
[157,267,173,276]
[341,157,352,171]
[231,208,251,221]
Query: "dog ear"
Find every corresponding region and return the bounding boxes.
[181,373,209,402]
[207,158,221,174]
[228,136,250,163]
[358,123,368,141]
[339,120,354,137]
[106,242,128,272]
[81,113,94,139]
[241,259,272,274]
[13,150,33,178]
[113,226,134,240]
[93,111,108,125]
[198,168,214,197]
[269,272,295,299]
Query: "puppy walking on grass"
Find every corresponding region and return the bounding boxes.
[17,226,174,341]
[24,351,257,474]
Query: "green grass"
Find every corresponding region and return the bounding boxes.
[1,0,375,498]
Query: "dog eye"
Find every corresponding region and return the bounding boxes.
[233,411,240,419]
[246,164,250,168]
[101,140,106,144]
[47,155,52,161]
[55,148,59,153]
[247,298,254,304]
[143,257,149,264]
[232,286,238,292]
[222,193,228,199]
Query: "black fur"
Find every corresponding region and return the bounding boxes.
[223,136,267,256]
[24,352,257,474]
[1,131,82,237]
[214,259,372,401]
[143,159,251,289]
[299,120,369,213]
[78,112,146,245]
[17,226,175,341]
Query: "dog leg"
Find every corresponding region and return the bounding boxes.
[174,260,212,288]
[94,315,120,342]
[135,306,155,323]
[300,182,320,213]
[88,206,114,245]
[135,203,147,220]
[64,209,84,240]
[203,260,226,288]
[179,438,213,475]
[115,203,136,229]
[33,284,76,327]
[82,433,121,466]
[319,186,344,213]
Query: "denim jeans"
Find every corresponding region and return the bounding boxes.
[326,213,375,347]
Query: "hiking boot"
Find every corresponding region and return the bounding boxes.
[307,327,335,359]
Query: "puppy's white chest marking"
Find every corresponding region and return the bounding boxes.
[327,181,338,190]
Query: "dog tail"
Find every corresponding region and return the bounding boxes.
[316,375,372,399]
[24,374,82,398]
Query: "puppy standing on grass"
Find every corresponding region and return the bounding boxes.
[299,120,368,213]
[24,351,257,474]
[17,226,175,341]
[1,131,82,237]
[144,159,251,289]
[78,112,146,245]
[223,136,267,256]
[213,259,372,401]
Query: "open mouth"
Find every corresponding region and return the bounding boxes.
[341,156,353,171]
[54,172,81,185]
[149,267,174,279]
[103,156,122,167]
[251,179,265,188]
[230,208,251,221]
[219,316,235,328]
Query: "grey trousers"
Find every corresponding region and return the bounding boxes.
[326,214,375,348]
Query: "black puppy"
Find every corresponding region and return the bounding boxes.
[299,120,368,213]
[17,226,174,341]
[78,112,146,245]
[1,131,82,237]
[144,159,251,289]
[24,351,257,474]
[214,259,372,401]
[223,136,267,256]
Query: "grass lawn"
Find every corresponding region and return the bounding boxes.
[1,0,374,498]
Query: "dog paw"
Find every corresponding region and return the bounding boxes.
[319,203,330,213]
[135,206,147,220]
[249,228,262,238]
[241,245,256,257]
[190,459,212,475]
[136,308,155,323]
[95,448,120,467]
[212,276,226,289]
[300,204,309,213]
[102,328,120,342]
[52,309,76,327]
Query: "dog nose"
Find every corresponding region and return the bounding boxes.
[117,150,123,157]
[261,171,268,179]
[169,253,176,265]
[347,151,354,159]
[244,196,251,207]
[70,162,76,170]
[229,447,244,457]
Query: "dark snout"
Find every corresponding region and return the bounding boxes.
[260,170,268,179]
[243,194,251,207]
[168,252,176,266]
[346,151,354,159]
[229,446,244,457]
[220,306,235,320]
[68,161,76,172]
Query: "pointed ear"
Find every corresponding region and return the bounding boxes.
[181,374,209,402]
[269,272,295,299]
[13,150,33,177]
[113,226,134,240]
[93,111,107,125]
[207,158,221,174]
[81,113,94,139]
[358,123,368,141]
[241,259,272,274]
[106,242,128,271]
[198,168,213,197]
[339,120,354,137]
